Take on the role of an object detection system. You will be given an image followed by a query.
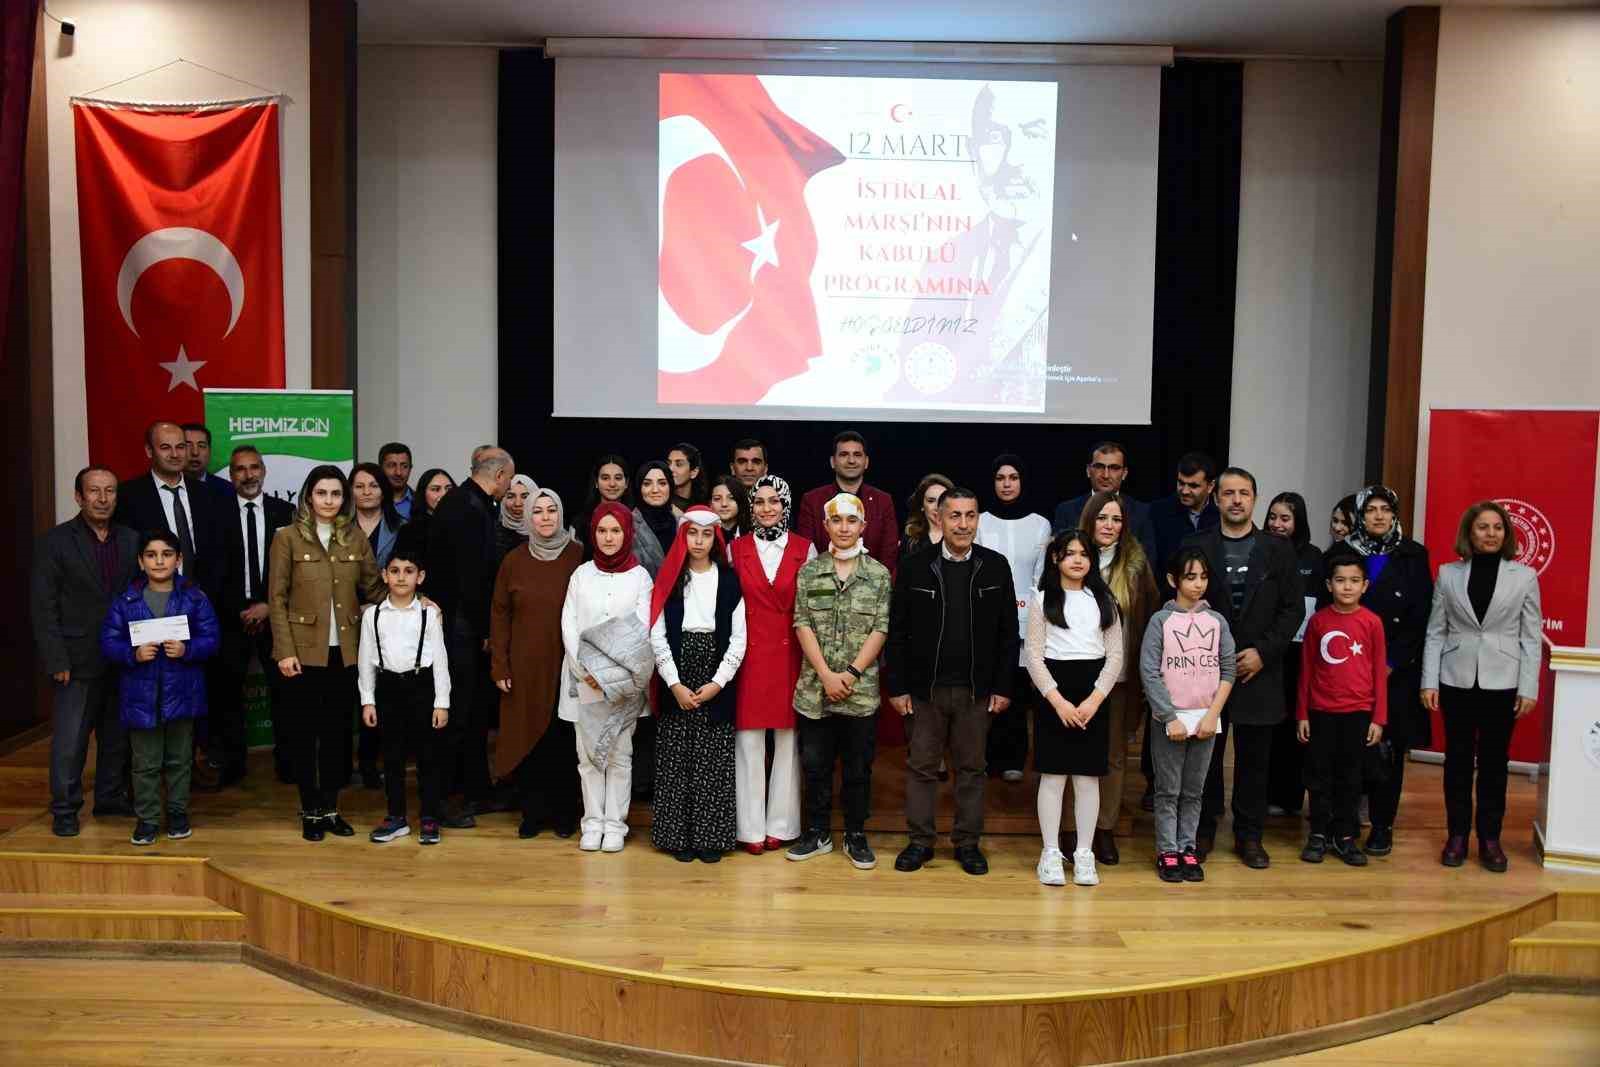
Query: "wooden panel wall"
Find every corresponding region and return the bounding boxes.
[309,0,356,392]
[1367,6,1439,523]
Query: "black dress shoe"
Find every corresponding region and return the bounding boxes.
[553,822,577,839]
[954,845,989,876]
[673,849,696,863]
[517,818,541,839]
[894,844,935,872]
[1441,835,1468,867]
[302,816,325,842]
[92,799,136,818]
[1234,838,1271,869]
[697,849,723,863]
[439,811,477,830]
[1364,825,1393,856]
[1092,828,1120,866]
[1194,830,1215,863]
[52,814,81,837]
[325,814,356,837]
[1479,838,1508,873]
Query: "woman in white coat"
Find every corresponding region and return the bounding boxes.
[560,501,653,853]
[1421,501,1542,873]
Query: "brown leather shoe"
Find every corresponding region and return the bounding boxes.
[1092,828,1120,866]
[1440,835,1468,867]
[1478,838,1508,873]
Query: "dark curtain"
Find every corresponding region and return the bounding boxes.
[499,54,1243,520]
[0,0,40,347]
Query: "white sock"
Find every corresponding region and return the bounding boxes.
[1071,775,1100,850]
[1037,774,1066,851]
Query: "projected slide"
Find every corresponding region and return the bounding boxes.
[659,74,1058,414]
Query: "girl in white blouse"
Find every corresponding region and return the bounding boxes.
[561,503,653,853]
[1025,529,1123,888]
[648,508,747,863]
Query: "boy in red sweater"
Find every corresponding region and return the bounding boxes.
[1297,552,1387,866]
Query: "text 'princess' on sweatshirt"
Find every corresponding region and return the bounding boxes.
[1297,605,1388,725]
[1140,599,1237,724]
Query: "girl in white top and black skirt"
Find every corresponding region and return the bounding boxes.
[1026,529,1124,888]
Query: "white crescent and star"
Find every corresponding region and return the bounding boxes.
[657,112,781,375]
[158,345,207,393]
[1318,630,1365,665]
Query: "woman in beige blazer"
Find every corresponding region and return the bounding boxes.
[1421,501,1542,873]
[270,464,384,841]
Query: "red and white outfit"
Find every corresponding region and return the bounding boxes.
[728,475,814,847]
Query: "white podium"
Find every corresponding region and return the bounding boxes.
[1536,645,1600,874]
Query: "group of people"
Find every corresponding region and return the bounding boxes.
[31,426,1544,881]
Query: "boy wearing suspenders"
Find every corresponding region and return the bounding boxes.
[358,547,451,844]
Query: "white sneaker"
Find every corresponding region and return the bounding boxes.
[1002,769,1025,783]
[601,832,624,853]
[1036,847,1066,886]
[579,831,603,851]
[1072,847,1099,886]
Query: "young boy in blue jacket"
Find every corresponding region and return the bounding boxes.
[99,530,220,845]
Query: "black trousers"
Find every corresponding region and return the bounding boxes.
[799,712,877,834]
[1368,671,1425,832]
[214,627,284,777]
[376,671,444,821]
[444,620,493,805]
[1304,710,1371,842]
[985,666,1033,775]
[285,648,355,814]
[1267,651,1306,812]
[1441,684,1517,839]
[1198,715,1274,843]
[516,717,581,831]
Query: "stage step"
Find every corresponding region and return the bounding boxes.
[0,891,244,942]
[1554,890,1600,922]
[1509,919,1600,982]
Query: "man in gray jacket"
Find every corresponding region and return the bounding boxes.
[30,467,140,836]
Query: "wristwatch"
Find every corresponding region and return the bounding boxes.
[844,664,863,680]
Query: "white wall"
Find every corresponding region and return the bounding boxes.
[356,45,498,480]
[1230,59,1382,542]
[43,0,312,519]
[1419,7,1600,637]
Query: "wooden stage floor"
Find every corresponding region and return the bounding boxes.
[2,730,1594,1065]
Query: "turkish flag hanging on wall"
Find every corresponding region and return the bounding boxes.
[73,101,285,478]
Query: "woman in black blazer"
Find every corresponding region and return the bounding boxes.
[1335,485,1433,858]
[1421,502,1542,872]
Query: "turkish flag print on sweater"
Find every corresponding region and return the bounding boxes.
[1297,606,1388,725]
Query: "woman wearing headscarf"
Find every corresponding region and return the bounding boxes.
[649,507,747,862]
[976,454,1052,784]
[727,475,815,853]
[1335,484,1433,857]
[496,474,536,562]
[632,460,683,579]
[560,501,654,852]
[491,485,585,838]
[1264,491,1322,817]
[1076,490,1160,864]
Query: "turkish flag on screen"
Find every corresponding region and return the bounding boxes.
[74,102,285,478]
[658,74,843,404]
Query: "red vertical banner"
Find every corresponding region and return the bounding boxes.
[73,101,285,478]
[1421,409,1598,762]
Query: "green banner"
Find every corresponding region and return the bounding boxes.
[204,389,355,747]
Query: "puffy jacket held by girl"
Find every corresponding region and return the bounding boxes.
[98,576,220,730]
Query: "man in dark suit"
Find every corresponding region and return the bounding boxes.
[1148,451,1221,588]
[1183,467,1305,868]
[30,467,141,836]
[114,420,227,605]
[208,444,294,786]
[183,423,237,499]
[1052,441,1157,563]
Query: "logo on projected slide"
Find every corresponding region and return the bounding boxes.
[1495,498,1556,575]
[849,344,900,391]
[903,342,956,395]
